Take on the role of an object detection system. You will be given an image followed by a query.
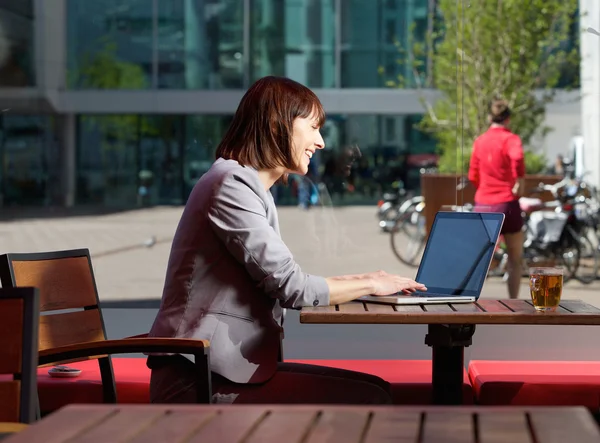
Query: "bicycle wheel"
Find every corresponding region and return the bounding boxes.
[574,227,599,284]
[390,210,426,267]
[558,231,580,283]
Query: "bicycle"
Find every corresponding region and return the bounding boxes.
[389,196,426,267]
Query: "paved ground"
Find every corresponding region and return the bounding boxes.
[0,205,598,307]
[4,205,598,362]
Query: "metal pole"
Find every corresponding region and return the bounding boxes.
[152,0,158,89]
[334,0,342,88]
[243,0,252,88]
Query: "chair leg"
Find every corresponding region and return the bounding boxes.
[194,353,212,404]
[98,357,118,403]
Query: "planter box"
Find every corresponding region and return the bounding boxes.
[420,173,563,235]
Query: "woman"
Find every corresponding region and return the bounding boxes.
[468,98,525,299]
[147,76,427,404]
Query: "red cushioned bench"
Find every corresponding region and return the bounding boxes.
[468,360,600,408]
[25,358,472,413]
[288,359,474,405]
[35,359,151,414]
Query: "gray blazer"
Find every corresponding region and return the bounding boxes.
[148,158,330,383]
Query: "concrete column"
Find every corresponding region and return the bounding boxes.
[184,0,207,89]
[33,0,66,109]
[580,0,600,187]
[60,113,76,207]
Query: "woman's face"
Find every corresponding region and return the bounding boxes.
[288,115,325,175]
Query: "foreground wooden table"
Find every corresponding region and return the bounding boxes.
[301,299,600,405]
[4,404,599,443]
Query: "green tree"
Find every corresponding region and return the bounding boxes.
[385,0,579,174]
[69,37,157,204]
[70,36,150,142]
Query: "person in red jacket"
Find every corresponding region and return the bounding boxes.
[468,98,525,299]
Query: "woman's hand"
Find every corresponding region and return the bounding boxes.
[325,270,427,305]
[368,270,427,296]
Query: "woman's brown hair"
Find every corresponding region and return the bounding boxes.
[215,76,326,174]
[489,98,511,124]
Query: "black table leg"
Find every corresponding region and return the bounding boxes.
[425,323,476,405]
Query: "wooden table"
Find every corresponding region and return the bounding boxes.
[4,404,600,443]
[0,423,27,441]
[300,299,600,405]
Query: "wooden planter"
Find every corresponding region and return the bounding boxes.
[420,173,563,235]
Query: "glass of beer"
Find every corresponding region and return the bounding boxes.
[529,267,563,312]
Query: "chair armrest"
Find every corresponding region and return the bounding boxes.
[0,423,28,433]
[124,333,149,339]
[38,337,210,366]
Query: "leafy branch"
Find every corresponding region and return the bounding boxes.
[381,0,580,173]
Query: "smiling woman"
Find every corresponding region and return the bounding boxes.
[146,75,426,405]
[215,76,326,183]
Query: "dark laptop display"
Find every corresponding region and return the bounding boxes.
[415,212,504,298]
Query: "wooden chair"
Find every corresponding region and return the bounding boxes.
[0,287,40,428]
[0,249,211,410]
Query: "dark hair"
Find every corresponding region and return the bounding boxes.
[489,98,511,124]
[215,76,326,176]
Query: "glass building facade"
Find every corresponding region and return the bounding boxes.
[0,0,577,208]
[0,0,35,87]
[65,0,431,90]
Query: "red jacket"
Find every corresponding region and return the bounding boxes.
[468,126,525,204]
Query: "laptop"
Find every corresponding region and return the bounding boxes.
[359,211,505,305]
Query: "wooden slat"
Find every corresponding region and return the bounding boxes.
[306,410,369,443]
[0,299,23,373]
[559,300,600,313]
[245,410,317,443]
[364,303,396,313]
[524,300,569,314]
[393,305,425,313]
[529,408,600,443]
[338,303,367,313]
[39,309,105,350]
[12,257,98,311]
[127,411,216,443]
[477,411,530,443]
[187,409,267,443]
[3,406,116,443]
[364,410,420,443]
[66,407,165,443]
[303,306,338,315]
[422,304,454,313]
[476,300,512,313]
[451,303,483,313]
[421,411,474,443]
[500,299,536,313]
[0,382,20,423]
[554,305,570,314]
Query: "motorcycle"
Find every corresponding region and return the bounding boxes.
[491,180,587,282]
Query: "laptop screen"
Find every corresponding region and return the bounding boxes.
[415,212,504,297]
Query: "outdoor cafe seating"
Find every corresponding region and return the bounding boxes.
[0,249,211,416]
[1,249,600,441]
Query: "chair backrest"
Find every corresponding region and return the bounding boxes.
[0,249,107,352]
[0,287,40,423]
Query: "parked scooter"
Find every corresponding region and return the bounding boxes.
[491,179,587,282]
